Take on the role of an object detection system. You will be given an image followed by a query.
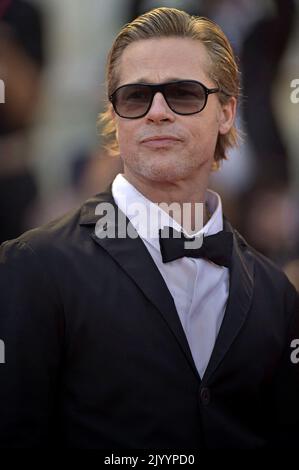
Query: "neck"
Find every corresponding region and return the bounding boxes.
[123,166,211,234]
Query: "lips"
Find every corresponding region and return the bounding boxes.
[141,135,181,143]
[141,136,182,147]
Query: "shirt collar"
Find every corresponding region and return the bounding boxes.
[112,173,224,251]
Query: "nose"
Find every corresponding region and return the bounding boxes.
[146,91,175,122]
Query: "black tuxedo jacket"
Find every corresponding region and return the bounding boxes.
[0,187,298,449]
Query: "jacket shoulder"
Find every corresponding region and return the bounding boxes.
[234,227,298,304]
[0,201,86,256]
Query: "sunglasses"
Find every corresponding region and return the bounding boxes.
[109,80,220,119]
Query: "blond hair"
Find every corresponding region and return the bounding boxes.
[98,7,240,169]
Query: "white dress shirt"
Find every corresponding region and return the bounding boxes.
[112,173,230,378]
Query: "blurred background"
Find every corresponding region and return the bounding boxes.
[0,0,298,289]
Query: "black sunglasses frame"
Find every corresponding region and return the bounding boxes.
[109,80,220,119]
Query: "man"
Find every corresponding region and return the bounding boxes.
[0,7,298,449]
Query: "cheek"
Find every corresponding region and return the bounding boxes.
[116,123,137,151]
[194,114,219,139]
[188,124,209,143]
[188,120,220,155]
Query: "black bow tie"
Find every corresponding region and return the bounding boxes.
[159,226,233,267]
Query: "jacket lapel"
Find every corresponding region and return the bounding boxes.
[79,187,200,380]
[201,217,254,383]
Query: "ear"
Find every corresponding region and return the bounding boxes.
[218,96,237,135]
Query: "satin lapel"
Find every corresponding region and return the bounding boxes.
[201,217,254,384]
[79,188,200,380]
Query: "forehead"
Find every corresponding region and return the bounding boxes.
[116,37,212,86]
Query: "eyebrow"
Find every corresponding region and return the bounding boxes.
[126,77,187,84]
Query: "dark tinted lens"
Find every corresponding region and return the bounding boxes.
[113,84,152,117]
[165,81,206,114]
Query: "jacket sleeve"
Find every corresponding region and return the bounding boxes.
[0,238,64,448]
[270,279,299,448]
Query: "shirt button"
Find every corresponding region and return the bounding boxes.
[200,387,210,405]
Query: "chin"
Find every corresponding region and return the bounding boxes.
[124,151,207,183]
[139,162,196,183]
